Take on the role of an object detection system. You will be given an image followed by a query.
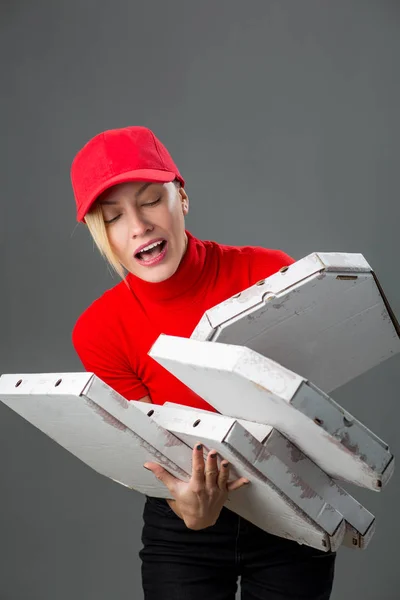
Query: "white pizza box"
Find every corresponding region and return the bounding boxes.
[132,401,345,551]
[0,372,342,551]
[160,402,375,549]
[191,252,400,394]
[134,402,375,550]
[0,372,190,497]
[149,335,394,490]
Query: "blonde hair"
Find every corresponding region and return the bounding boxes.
[84,204,126,280]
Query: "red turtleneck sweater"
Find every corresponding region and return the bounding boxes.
[72,232,294,411]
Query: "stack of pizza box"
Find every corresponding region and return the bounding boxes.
[1,252,398,553]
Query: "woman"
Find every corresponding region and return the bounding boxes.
[71,125,336,599]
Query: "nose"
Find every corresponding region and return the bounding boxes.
[128,207,153,238]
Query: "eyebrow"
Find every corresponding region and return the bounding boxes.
[99,182,154,205]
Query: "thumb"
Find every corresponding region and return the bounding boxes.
[144,462,179,493]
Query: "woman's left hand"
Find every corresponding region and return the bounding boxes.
[143,443,249,530]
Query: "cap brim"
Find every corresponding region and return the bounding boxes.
[77,168,177,222]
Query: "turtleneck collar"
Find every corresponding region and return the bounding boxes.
[126,230,207,305]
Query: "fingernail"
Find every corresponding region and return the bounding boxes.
[210,452,217,459]
[222,462,229,468]
[143,465,150,470]
[196,444,203,451]
[243,480,250,484]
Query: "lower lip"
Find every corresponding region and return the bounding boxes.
[134,242,168,267]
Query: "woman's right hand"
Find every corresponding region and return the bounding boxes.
[144,443,249,530]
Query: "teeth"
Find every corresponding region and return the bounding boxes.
[139,240,163,254]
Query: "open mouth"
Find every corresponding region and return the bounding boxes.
[135,239,167,262]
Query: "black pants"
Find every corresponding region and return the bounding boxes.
[139,497,336,600]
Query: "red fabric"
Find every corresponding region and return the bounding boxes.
[72,231,295,412]
[70,126,185,222]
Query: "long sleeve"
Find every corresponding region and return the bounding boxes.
[72,306,149,401]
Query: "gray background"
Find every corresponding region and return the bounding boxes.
[1,1,399,598]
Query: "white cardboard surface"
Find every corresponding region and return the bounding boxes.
[134,402,374,549]
[192,253,400,394]
[149,335,393,490]
[0,372,343,551]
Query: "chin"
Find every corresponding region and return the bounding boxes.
[131,263,179,283]
[144,272,173,283]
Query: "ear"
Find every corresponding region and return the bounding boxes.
[179,187,189,215]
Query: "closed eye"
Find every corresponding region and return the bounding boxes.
[103,197,161,224]
[142,198,161,207]
[104,214,121,225]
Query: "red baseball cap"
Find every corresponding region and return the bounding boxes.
[71,126,185,222]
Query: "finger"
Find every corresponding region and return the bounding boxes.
[144,462,180,493]
[217,460,231,490]
[190,443,206,487]
[227,477,250,492]
[204,450,219,489]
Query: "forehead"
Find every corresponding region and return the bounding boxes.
[98,181,161,205]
